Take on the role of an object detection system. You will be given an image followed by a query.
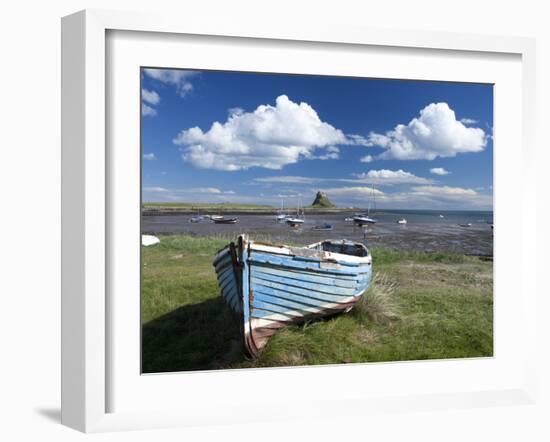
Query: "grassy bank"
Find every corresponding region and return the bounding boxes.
[142,235,493,373]
[142,201,359,214]
[143,202,274,210]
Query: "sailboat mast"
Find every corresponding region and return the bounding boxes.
[367,185,371,216]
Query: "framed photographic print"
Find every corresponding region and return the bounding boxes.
[61,9,537,432]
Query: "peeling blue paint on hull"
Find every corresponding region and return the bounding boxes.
[213,235,372,358]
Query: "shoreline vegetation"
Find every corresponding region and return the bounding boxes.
[142,234,493,373]
[141,201,493,216]
[142,202,357,216]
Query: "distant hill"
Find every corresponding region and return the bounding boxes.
[311,191,336,208]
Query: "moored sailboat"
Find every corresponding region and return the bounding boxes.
[276,199,288,221]
[286,199,305,227]
[354,184,377,225]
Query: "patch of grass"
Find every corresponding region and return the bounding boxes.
[353,273,400,325]
[371,247,472,265]
[142,234,493,372]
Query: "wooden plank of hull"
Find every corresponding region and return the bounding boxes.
[216,243,244,315]
[251,271,361,298]
[251,279,361,305]
[214,257,233,274]
[213,247,231,267]
[248,297,360,352]
[252,264,360,287]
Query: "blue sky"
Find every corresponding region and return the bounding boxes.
[141,68,493,210]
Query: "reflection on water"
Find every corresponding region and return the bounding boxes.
[142,211,493,256]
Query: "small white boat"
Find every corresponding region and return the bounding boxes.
[286,199,305,227]
[459,223,473,227]
[189,211,205,223]
[286,217,305,227]
[355,184,377,225]
[276,199,288,221]
[353,215,376,225]
[344,217,354,222]
[213,217,239,224]
[189,209,205,223]
[210,215,224,221]
[354,185,377,225]
[439,214,445,218]
[397,218,407,224]
[141,234,160,246]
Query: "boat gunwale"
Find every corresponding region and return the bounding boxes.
[251,241,371,265]
[249,253,371,276]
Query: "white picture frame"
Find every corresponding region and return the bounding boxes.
[61,9,537,433]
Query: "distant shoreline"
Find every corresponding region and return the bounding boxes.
[142,207,357,216]
[142,203,493,217]
[142,202,357,216]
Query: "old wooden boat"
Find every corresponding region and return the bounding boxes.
[213,235,372,358]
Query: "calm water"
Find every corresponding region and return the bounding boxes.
[142,209,493,255]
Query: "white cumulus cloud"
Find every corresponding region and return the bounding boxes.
[346,169,432,185]
[142,88,160,105]
[320,186,385,197]
[430,167,450,175]
[360,155,374,163]
[143,153,156,160]
[143,69,198,97]
[188,187,236,195]
[174,95,348,171]
[310,146,340,160]
[143,186,168,192]
[254,176,323,184]
[410,185,477,197]
[367,102,487,160]
[142,104,157,117]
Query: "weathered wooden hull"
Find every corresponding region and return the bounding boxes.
[213,235,372,358]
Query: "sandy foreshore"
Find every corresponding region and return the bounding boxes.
[142,212,493,256]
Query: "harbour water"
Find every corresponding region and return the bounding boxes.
[142,209,493,256]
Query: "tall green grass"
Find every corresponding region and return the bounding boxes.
[141,234,493,372]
